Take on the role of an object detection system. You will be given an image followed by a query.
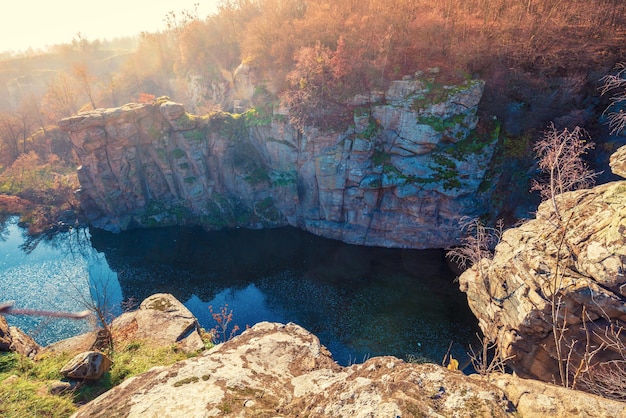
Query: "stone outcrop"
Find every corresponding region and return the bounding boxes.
[8,326,40,359]
[459,145,626,384]
[0,315,41,358]
[0,315,10,351]
[110,293,204,353]
[59,77,496,248]
[487,373,626,417]
[60,351,113,380]
[42,331,99,355]
[70,321,626,418]
[42,293,205,357]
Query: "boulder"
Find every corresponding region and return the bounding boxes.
[70,322,626,418]
[0,314,41,358]
[8,326,40,358]
[40,331,99,356]
[488,373,626,417]
[48,380,81,395]
[459,155,626,384]
[0,315,10,351]
[609,144,626,178]
[111,293,204,353]
[60,351,112,380]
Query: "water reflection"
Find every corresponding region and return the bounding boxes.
[0,217,477,366]
[0,217,122,345]
[91,225,479,366]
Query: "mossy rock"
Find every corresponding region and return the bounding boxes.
[144,296,174,312]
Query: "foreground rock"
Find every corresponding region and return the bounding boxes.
[59,76,495,249]
[0,315,11,350]
[460,146,626,385]
[71,322,625,418]
[60,351,112,380]
[110,293,204,353]
[0,315,40,358]
[42,293,205,357]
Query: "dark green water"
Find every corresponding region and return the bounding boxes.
[1,218,478,366]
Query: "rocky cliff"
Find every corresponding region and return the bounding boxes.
[459,145,626,385]
[70,320,625,418]
[59,77,495,248]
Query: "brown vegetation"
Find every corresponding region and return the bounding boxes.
[0,152,78,233]
[0,0,623,228]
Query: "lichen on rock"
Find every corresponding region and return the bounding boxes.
[69,320,626,418]
[60,77,495,249]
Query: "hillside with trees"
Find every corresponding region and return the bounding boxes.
[0,0,625,231]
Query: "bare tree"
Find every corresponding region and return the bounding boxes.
[447,217,503,281]
[600,63,626,135]
[447,218,507,375]
[42,72,81,122]
[530,123,603,388]
[531,124,598,221]
[0,112,21,165]
[72,64,98,110]
[62,260,121,353]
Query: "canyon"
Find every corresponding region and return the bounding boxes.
[59,76,494,249]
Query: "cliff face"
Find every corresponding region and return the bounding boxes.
[459,146,626,383]
[59,77,495,248]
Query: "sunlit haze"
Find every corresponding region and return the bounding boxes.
[0,0,218,53]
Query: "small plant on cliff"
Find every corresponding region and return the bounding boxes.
[600,62,626,136]
[447,218,508,375]
[531,124,598,222]
[447,217,503,283]
[208,304,240,343]
[63,265,118,353]
[531,123,600,388]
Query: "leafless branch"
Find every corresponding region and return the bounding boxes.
[531,123,598,221]
[600,63,626,136]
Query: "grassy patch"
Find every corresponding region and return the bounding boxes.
[202,194,252,228]
[356,117,380,139]
[270,171,296,187]
[0,377,76,418]
[244,106,273,127]
[0,336,206,416]
[502,132,532,159]
[107,341,193,388]
[208,112,248,141]
[244,167,269,185]
[141,200,194,226]
[371,150,391,167]
[412,77,479,111]
[0,351,76,418]
[416,112,469,134]
[175,112,206,131]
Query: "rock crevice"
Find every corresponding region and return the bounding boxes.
[459,145,626,384]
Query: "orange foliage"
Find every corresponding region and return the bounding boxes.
[137,93,156,103]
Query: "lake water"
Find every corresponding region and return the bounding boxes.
[0,217,478,366]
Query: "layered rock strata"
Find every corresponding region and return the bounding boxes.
[459,145,626,383]
[60,78,495,248]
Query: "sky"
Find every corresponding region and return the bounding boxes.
[0,0,218,53]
